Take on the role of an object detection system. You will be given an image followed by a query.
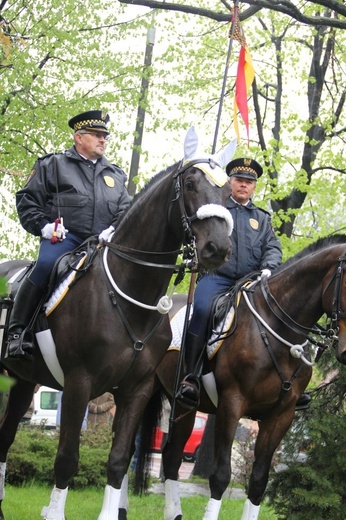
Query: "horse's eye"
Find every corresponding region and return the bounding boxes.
[184,181,194,192]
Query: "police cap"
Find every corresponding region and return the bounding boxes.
[226,158,263,181]
[68,110,110,134]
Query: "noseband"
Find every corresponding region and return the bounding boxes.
[172,159,233,249]
[101,160,232,315]
[324,251,346,335]
[258,252,346,363]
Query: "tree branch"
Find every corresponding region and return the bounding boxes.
[118,0,346,29]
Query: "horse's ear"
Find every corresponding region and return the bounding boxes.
[212,139,237,168]
[184,126,199,161]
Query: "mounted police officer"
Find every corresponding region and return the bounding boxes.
[176,157,283,408]
[176,157,311,411]
[6,110,132,362]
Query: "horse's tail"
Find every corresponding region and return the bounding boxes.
[133,389,162,495]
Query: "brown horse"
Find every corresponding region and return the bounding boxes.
[0,128,236,520]
[134,234,346,520]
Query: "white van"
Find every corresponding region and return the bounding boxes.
[30,386,59,429]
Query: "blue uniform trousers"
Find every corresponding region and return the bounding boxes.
[189,274,235,340]
[29,233,84,290]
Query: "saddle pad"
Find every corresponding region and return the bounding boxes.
[169,304,235,360]
[45,255,87,316]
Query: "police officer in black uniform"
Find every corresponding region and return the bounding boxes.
[176,157,283,409]
[6,110,132,361]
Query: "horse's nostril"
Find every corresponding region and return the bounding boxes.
[337,351,346,365]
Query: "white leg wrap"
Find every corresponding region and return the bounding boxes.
[203,498,222,519]
[119,473,129,511]
[41,486,68,520]
[0,462,6,500]
[241,499,260,520]
[98,485,121,520]
[164,479,182,520]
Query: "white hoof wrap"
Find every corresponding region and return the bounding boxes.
[164,479,182,520]
[98,484,121,520]
[119,473,129,511]
[41,486,68,520]
[0,462,6,500]
[241,498,260,520]
[203,498,222,519]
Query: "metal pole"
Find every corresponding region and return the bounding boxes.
[168,270,197,443]
[212,0,239,154]
[128,25,156,196]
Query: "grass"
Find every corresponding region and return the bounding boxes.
[3,483,277,519]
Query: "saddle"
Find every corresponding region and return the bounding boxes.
[0,237,100,346]
[209,272,261,346]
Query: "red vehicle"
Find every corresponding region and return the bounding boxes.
[151,412,208,462]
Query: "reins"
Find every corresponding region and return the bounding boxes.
[242,283,313,367]
[242,254,346,368]
[100,160,231,315]
[259,277,334,359]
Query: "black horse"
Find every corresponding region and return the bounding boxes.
[0,128,236,520]
[134,234,346,520]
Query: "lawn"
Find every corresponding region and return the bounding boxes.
[3,484,277,519]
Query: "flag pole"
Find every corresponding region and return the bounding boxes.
[212,0,239,154]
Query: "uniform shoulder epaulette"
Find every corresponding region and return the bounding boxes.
[256,206,271,217]
[37,151,64,162]
[111,163,127,176]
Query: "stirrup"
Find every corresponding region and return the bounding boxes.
[6,331,34,361]
[175,375,200,410]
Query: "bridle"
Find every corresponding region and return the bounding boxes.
[171,158,233,244]
[101,159,232,314]
[323,251,346,335]
[250,254,346,364]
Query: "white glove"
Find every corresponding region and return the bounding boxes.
[41,222,68,240]
[98,225,115,242]
[261,269,271,279]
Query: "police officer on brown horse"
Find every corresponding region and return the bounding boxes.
[6,110,132,362]
[176,157,311,411]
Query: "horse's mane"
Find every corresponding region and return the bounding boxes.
[117,161,180,230]
[276,234,346,273]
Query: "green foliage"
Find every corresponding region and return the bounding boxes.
[2,1,346,259]
[6,425,115,488]
[266,366,346,520]
[0,276,7,296]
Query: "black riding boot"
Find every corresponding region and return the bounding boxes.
[175,331,205,410]
[6,278,43,361]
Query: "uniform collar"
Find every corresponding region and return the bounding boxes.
[229,197,252,207]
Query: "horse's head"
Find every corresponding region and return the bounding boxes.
[175,126,235,270]
[322,248,346,364]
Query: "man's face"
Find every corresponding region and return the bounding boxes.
[74,131,109,160]
[229,176,256,204]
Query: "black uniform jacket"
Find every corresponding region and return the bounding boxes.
[216,198,282,281]
[16,146,132,240]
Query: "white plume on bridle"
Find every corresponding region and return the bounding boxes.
[102,126,236,315]
[183,125,237,188]
[183,125,236,235]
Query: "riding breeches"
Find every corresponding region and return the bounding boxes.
[188,274,235,340]
[28,233,84,290]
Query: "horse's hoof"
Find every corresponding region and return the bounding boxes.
[118,508,127,520]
